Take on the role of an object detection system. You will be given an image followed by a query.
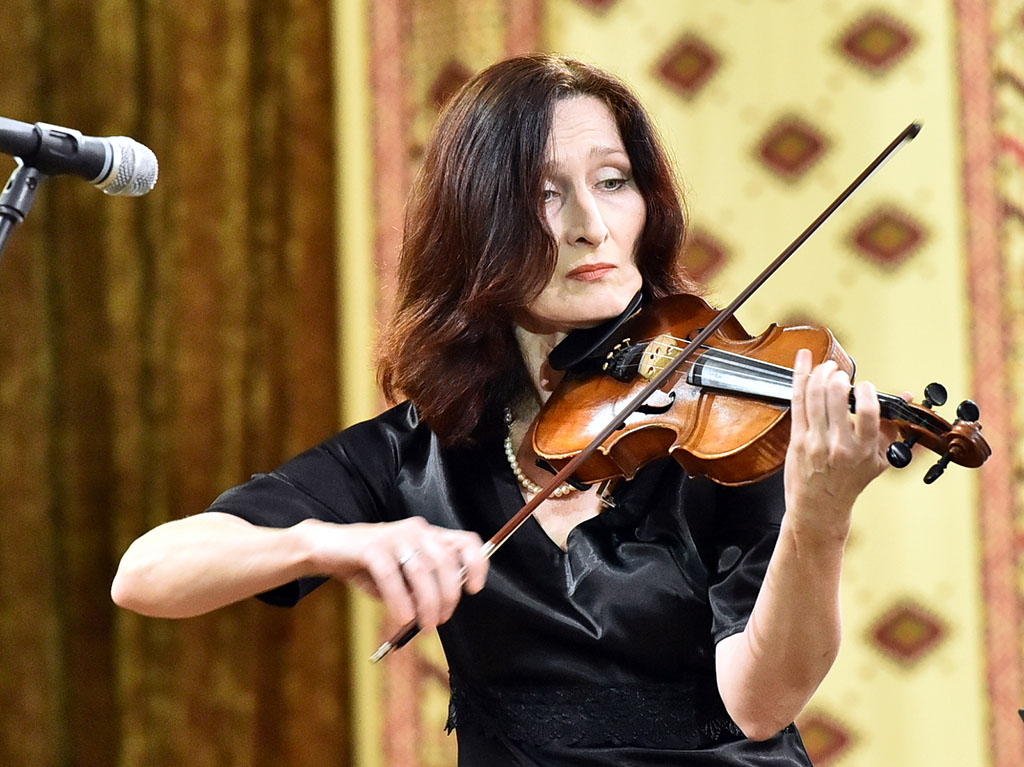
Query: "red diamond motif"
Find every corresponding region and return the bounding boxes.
[756,117,828,180]
[850,206,926,268]
[871,601,946,664]
[796,712,854,765]
[430,59,473,110]
[682,228,728,282]
[656,34,721,99]
[838,11,916,74]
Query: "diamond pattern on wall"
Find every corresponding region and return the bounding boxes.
[430,59,473,110]
[682,228,728,282]
[870,600,947,664]
[756,116,829,180]
[655,34,721,100]
[849,206,926,268]
[796,711,855,765]
[838,11,916,74]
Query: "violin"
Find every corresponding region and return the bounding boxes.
[371,121,991,662]
[533,292,991,488]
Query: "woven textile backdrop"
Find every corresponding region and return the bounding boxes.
[349,1,1023,766]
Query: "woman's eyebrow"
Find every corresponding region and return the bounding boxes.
[543,146,630,172]
[588,145,629,160]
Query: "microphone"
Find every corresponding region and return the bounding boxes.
[0,116,158,197]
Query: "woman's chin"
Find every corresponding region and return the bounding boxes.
[574,287,639,326]
[523,277,642,332]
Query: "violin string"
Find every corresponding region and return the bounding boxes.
[661,338,793,381]
[631,339,940,432]
[674,345,932,427]
[642,347,798,386]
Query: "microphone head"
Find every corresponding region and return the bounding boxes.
[97,136,159,197]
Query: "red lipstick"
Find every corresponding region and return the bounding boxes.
[566,263,615,281]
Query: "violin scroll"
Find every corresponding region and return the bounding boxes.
[883,383,990,483]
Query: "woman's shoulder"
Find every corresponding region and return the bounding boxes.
[227,401,436,525]
[309,400,434,472]
[338,399,425,441]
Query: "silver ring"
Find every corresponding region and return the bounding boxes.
[398,550,419,568]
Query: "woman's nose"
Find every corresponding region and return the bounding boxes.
[563,190,609,246]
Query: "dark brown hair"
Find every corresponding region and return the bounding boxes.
[377,54,695,446]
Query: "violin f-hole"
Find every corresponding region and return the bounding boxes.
[636,389,676,415]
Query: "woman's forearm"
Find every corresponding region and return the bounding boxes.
[112,512,491,628]
[110,512,315,618]
[716,351,894,740]
[715,508,850,741]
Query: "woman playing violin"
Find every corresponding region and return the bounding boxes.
[111,54,898,765]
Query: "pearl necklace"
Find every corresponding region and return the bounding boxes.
[503,410,576,498]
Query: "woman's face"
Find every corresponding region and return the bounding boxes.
[520,95,646,334]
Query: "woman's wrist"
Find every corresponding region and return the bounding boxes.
[779,504,852,556]
[290,518,337,578]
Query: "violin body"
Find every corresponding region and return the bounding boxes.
[534,294,990,486]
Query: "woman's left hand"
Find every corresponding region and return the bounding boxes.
[784,348,897,537]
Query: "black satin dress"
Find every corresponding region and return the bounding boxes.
[208,401,813,766]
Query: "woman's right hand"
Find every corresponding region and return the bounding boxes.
[297,517,489,632]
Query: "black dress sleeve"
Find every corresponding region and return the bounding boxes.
[204,402,420,605]
[704,470,786,644]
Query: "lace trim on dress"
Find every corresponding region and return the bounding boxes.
[446,672,745,749]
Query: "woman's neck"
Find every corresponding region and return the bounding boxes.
[514,324,567,407]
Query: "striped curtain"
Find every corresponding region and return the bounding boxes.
[0,2,344,765]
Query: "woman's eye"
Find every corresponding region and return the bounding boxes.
[542,188,559,202]
[597,177,627,191]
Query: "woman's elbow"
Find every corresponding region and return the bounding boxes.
[722,681,818,741]
[110,555,153,614]
[731,713,791,742]
[110,541,175,616]
[110,573,139,611]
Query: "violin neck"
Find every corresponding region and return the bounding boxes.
[688,348,906,417]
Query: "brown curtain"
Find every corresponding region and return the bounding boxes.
[0,2,352,765]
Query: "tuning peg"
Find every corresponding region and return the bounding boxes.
[924,453,952,484]
[887,438,916,468]
[956,399,980,422]
[922,382,947,409]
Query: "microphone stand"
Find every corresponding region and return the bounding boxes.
[0,159,45,267]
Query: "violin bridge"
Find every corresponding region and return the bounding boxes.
[640,334,682,380]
